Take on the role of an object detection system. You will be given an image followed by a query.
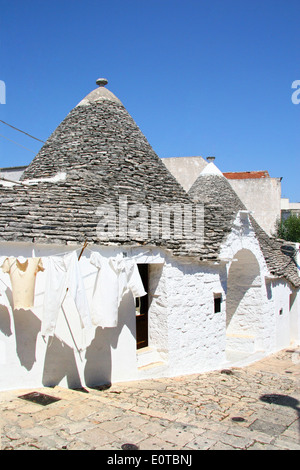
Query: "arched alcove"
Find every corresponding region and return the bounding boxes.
[226,249,263,356]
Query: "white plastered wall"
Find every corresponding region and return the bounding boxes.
[0,228,298,392]
[0,242,167,391]
[161,257,227,377]
[219,211,298,356]
[0,240,230,390]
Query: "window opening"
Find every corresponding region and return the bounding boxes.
[214,294,222,313]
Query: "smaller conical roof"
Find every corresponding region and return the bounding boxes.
[188,163,300,287]
[188,161,245,208]
[200,161,224,177]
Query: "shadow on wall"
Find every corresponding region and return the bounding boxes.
[0,303,12,337]
[42,291,137,389]
[0,280,139,389]
[14,309,41,371]
[42,336,82,389]
[226,249,262,330]
[84,292,137,388]
[0,287,41,371]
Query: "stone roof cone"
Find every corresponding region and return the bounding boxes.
[0,78,194,254]
[21,79,189,206]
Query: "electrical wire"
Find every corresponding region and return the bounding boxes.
[0,119,45,143]
[0,133,36,153]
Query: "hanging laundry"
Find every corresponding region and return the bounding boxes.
[1,256,44,310]
[90,252,146,328]
[42,251,92,339]
[0,256,10,309]
[117,256,147,301]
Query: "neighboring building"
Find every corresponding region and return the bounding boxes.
[162,156,207,191]
[223,170,282,236]
[0,79,299,392]
[0,165,27,182]
[162,158,282,236]
[281,198,300,221]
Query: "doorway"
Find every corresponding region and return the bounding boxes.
[136,264,149,350]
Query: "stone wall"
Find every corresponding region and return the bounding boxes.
[163,258,227,376]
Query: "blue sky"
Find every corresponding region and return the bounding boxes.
[0,0,299,200]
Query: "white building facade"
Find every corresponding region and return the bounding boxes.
[0,81,299,392]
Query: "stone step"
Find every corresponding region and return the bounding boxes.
[136,347,163,368]
[226,333,256,354]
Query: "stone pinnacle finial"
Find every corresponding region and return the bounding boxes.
[96,78,108,87]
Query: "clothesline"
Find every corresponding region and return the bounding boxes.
[0,248,148,351]
[3,243,156,262]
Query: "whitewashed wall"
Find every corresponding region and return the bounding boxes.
[163,259,227,377]
[219,211,299,356]
[0,242,143,391]
[0,240,229,390]
[0,230,298,392]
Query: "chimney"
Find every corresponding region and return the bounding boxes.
[207,156,215,163]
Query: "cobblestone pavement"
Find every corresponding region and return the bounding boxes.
[0,348,299,451]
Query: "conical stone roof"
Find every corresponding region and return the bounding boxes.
[21,79,189,205]
[0,79,197,254]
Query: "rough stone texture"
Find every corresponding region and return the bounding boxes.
[0,92,202,256]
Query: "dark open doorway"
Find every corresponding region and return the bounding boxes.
[136,264,149,350]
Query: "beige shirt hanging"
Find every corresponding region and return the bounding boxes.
[1,257,44,310]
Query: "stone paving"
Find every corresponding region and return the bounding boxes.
[0,348,299,451]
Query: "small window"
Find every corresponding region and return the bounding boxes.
[279,308,284,316]
[214,294,222,313]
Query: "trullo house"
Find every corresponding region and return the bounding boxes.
[0,79,299,391]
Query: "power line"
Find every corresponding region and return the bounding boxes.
[0,119,45,143]
[0,133,36,153]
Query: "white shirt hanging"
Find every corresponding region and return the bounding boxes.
[90,252,146,328]
[42,251,92,340]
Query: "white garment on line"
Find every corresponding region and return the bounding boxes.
[90,252,146,328]
[1,256,44,310]
[42,251,92,339]
[0,256,11,310]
